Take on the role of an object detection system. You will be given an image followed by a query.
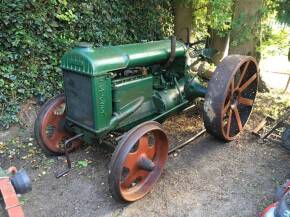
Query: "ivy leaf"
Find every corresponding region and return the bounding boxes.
[77,160,88,168]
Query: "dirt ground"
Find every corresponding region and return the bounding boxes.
[0,89,289,217]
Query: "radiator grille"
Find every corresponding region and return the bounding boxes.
[63,71,94,128]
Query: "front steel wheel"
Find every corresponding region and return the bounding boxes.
[34,94,82,155]
[108,121,168,202]
[203,55,259,141]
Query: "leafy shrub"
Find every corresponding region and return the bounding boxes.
[0,0,173,129]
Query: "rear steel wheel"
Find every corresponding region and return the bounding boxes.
[34,94,82,155]
[203,55,259,141]
[109,121,168,202]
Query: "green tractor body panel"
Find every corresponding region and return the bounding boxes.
[60,39,207,140]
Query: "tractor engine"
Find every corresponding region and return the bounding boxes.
[60,39,205,137]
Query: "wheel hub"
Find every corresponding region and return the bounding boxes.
[137,155,155,172]
[232,90,239,102]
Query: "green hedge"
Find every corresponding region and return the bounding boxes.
[0,0,173,129]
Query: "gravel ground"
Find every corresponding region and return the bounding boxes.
[1,110,290,217]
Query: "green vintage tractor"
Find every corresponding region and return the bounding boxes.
[34,37,258,202]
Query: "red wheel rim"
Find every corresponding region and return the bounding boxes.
[109,121,168,202]
[39,96,81,154]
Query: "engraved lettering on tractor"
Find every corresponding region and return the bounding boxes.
[98,79,105,115]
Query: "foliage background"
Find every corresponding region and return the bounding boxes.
[0,0,173,129]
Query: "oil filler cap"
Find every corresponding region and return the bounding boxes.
[75,42,93,48]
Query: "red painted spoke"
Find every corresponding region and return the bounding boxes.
[233,107,243,131]
[47,128,66,146]
[226,109,233,137]
[238,96,254,106]
[44,111,64,135]
[223,79,235,114]
[230,78,235,94]
[138,135,149,153]
[223,100,231,115]
[236,61,250,88]
[123,152,139,171]
[239,74,257,92]
[46,108,64,123]
[146,145,156,160]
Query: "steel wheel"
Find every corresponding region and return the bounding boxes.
[108,121,168,202]
[203,55,259,141]
[34,94,82,155]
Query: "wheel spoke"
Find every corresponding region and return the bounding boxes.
[45,113,64,132]
[226,109,233,137]
[236,61,250,88]
[223,100,231,115]
[233,107,243,131]
[223,79,235,114]
[146,145,156,160]
[239,74,257,92]
[138,135,149,153]
[123,153,139,171]
[230,78,235,94]
[238,96,254,106]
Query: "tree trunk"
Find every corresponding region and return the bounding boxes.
[208,29,230,64]
[229,0,263,60]
[229,0,268,91]
[173,1,193,43]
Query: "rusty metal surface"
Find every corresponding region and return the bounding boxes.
[203,55,259,141]
[108,121,168,202]
[252,109,290,141]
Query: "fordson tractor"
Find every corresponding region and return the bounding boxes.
[34,37,258,202]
